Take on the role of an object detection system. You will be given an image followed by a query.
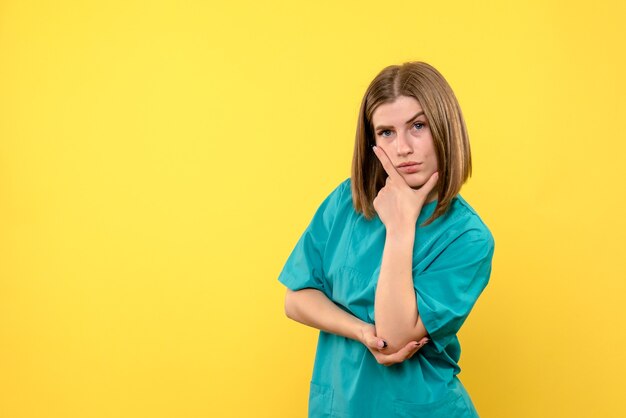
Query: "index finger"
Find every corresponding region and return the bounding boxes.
[372,146,405,183]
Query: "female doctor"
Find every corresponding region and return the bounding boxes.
[277,61,495,417]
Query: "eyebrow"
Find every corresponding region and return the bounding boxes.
[374,111,425,131]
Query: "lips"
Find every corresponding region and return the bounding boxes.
[396,161,421,167]
[398,165,420,174]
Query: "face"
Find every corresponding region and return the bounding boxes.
[371,95,439,202]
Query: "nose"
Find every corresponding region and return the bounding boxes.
[396,131,413,156]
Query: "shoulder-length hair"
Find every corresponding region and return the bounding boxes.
[351,61,472,227]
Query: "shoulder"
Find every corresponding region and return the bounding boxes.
[417,195,495,274]
[442,194,495,249]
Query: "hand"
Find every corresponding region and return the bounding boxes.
[372,146,439,231]
[359,323,429,367]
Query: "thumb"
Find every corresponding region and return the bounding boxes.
[365,336,388,350]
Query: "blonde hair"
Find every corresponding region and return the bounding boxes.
[351,61,472,227]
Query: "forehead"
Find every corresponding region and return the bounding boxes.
[371,95,423,124]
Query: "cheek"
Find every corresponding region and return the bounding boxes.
[424,141,438,167]
[424,156,437,172]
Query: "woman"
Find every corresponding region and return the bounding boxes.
[278,61,495,417]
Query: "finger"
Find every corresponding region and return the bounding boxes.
[362,331,384,350]
[369,337,389,350]
[377,339,388,350]
[372,146,405,183]
[378,341,421,365]
[401,341,423,359]
[407,340,427,359]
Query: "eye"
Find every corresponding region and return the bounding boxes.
[377,121,426,138]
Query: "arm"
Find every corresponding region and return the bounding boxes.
[284,287,429,365]
[369,146,440,354]
[374,227,429,353]
[284,288,367,342]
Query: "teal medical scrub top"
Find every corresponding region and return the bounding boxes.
[278,177,495,417]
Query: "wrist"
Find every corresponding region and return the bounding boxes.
[385,226,415,241]
[352,319,369,344]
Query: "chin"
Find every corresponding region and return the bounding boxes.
[406,172,432,184]
[407,181,426,190]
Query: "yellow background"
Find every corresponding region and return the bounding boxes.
[1,1,624,417]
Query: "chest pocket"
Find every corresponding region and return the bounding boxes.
[330,265,377,323]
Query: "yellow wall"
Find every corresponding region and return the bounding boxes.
[1,1,624,417]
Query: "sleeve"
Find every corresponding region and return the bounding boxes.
[414,229,495,353]
[276,180,346,296]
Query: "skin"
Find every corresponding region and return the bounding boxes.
[372,95,439,207]
[369,95,440,353]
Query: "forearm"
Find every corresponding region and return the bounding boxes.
[284,288,367,342]
[374,228,428,352]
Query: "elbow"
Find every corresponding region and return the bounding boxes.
[378,317,429,352]
[380,335,413,354]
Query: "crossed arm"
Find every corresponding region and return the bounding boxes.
[284,227,429,360]
[284,287,366,342]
